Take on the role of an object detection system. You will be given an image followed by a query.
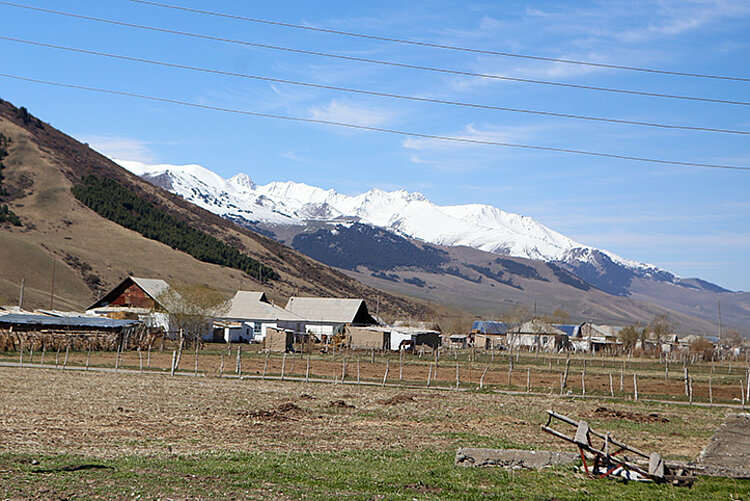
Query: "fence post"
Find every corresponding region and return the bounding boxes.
[147,344,151,369]
[306,354,310,382]
[455,362,460,390]
[19,340,23,367]
[427,363,432,387]
[340,357,346,383]
[399,348,404,381]
[281,352,287,381]
[689,377,693,405]
[55,346,60,368]
[382,359,390,387]
[708,375,713,404]
[170,350,176,376]
[41,344,46,366]
[139,348,143,373]
[562,356,570,389]
[526,367,531,393]
[609,373,614,397]
[64,345,70,369]
[633,374,639,401]
[219,353,224,378]
[236,345,242,376]
[357,357,361,384]
[684,367,689,397]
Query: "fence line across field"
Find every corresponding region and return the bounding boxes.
[1,345,749,409]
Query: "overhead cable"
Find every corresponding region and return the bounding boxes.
[0,1,748,107]
[129,0,750,83]
[2,35,747,136]
[1,72,748,172]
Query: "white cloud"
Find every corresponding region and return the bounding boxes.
[307,99,396,128]
[402,123,538,152]
[78,135,158,163]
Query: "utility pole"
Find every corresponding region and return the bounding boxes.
[18,278,25,310]
[718,299,722,345]
[49,259,56,310]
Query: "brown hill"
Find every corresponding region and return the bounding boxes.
[0,99,428,319]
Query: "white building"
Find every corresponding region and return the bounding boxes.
[209,291,305,343]
[285,297,377,339]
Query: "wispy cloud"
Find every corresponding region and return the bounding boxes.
[308,99,396,127]
[280,150,309,163]
[78,135,158,163]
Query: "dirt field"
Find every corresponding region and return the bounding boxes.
[0,366,730,459]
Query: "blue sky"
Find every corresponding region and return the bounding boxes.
[1,0,749,291]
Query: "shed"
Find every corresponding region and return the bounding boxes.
[346,326,390,351]
[0,313,144,351]
[264,327,295,352]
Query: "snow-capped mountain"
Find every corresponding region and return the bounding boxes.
[118,159,715,296]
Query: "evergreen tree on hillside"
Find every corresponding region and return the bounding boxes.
[72,175,279,282]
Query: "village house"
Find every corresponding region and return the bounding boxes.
[86,277,175,334]
[506,319,571,351]
[210,291,305,343]
[575,322,624,352]
[285,297,377,340]
[471,320,511,351]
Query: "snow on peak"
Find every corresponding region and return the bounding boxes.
[228,173,256,190]
[117,159,655,271]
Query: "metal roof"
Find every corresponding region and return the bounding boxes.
[222,291,303,322]
[471,321,510,334]
[0,314,139,329]
[553,324,581,337]
[286,297,372,324]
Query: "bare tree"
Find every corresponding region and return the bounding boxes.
[159,284,230,347]
[648,314,675,343]
[618,323,645,350]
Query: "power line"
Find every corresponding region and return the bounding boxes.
[129,0,750,83]
[1,71,748,172]
[3,35,747,137]
[1,1,748,107]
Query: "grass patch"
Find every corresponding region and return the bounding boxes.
[1,450,748,500]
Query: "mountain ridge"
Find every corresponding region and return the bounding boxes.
[117,159,729,295]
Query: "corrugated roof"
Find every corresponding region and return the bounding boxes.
[0,314,139,329]
[471,321,510,334]
[553,324,581,337]
[286,297,369,324]
[223,291,303,322]
[130,277,172,302]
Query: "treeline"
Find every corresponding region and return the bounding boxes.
[72,175,279,283]
[0,132,21,226]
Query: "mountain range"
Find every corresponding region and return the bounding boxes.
[119,159,749,334]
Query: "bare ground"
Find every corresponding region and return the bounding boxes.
[0,367,730,461]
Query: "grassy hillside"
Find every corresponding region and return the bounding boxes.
[0,99,429,317]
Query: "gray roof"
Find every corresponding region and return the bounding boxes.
[286,297,371,324]
[222,291,303,322]
[0,313,139,329]
[130,277,172,303]
[515,319,566,336]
